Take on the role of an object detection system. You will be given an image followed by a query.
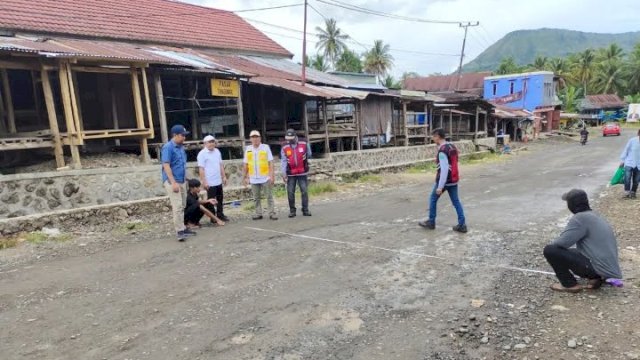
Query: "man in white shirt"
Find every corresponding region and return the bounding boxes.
[197,135,229,222]
[243,130,277,220]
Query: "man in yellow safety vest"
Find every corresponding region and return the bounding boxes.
[243,130,277,220]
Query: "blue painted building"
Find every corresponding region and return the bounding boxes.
[483,71,556,112]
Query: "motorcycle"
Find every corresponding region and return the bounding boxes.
[580,132,588,146]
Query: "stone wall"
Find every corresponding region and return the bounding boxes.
[0,141,478,220]
[474,137,497,150]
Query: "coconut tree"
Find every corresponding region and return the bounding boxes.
[364,40,394,81]
[335,48,363,73]
[528,55,548,71]
[597,43,625,62]
[546,57,570,89]
[309,54,329,72]
[572,49,596,95]
[315,18,350,68]
[382,75,401,89]
[625,43,640,95]
[495,56,523,75]
[559,86,583,113]
[592,59,625,94]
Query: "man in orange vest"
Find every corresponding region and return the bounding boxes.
[281,129,312,218]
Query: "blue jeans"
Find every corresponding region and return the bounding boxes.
[428,184,466,226]
[624,166,640,193]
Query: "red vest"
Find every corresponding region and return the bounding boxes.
[283,141,309,176]
[436,143,460,184]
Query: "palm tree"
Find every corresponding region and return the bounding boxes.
[625,94,640,103]
[495,56,523,75]
[625,43,640,95]
[546,57,570,89]
[382,75,400,89]
[592,60,625,94]
[310,54,329,72]
[572,49,596,95]
[559,86,583,113]
[364,40,394,81]
[528,55,548,71]
[315,18,350,68]
[335,48,363,73]
[597,43,624,62]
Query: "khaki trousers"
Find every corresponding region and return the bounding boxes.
[251,182,275,217]
[164,181,187,232]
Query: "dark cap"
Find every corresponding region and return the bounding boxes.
[171,124,190,136]
[285,128,297,140]
[562,189,587,202]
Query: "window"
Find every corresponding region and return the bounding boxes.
[509,81,515,94]
[492,82,497,96]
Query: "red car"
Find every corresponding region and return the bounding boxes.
[602,122,621,136]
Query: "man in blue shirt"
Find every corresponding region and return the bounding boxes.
[620,129,640,199]
[161,125,195,241]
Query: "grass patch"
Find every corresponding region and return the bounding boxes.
[459,152,501,165]
[0,236,20,250]
[308,182,338,196]
[355,174,382,183]
[116,222,152,234]
[243,202,256,212]
[406,162,437,174]
[25,231,73,244]
[272,185,287,198]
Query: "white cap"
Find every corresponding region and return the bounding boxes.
[249,130,261,137]
[203,135,216,142]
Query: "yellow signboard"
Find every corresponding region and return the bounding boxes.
[210,78,239,97]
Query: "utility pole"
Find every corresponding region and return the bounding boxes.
[455,21,479,90]
[301,0,308,87]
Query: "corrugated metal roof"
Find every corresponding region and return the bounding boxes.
[581,94,627,110]
[243,56,351,87]
[247,77,342,99]
[404,72,490,93]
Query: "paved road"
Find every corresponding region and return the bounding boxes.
[0,130,631,360]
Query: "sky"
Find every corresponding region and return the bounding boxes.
[185,0,639,77]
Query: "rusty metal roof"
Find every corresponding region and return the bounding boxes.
[581,94,627,110]
[247,77,342,99]
[404,72,491,93]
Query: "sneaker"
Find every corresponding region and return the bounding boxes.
[176,230,190,241]
[269,215,278,221]
[183,228,197,236]
[288,211,296,218]
[252,215,263,220]
[632,192,637,199]
[219,215,230,222]
[453,224,468,233]
[418,220,435,230]
[624,193,632,199]
[302,211,312,217]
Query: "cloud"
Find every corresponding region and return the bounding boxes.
[185,0,639,77]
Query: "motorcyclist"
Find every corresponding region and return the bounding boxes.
[580,127,589,145]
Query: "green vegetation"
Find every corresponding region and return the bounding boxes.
[308,182,338,196]
[0,236,19,249]
[464,29,640,73]
[116,221,152,234]
[25,231,72,244]
[406,162,437,174]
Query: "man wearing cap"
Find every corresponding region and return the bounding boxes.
[197,135,229,222]
[543,189,623,293]
[161,125,196,241]
[243,130,277,220]
[281,128,312,218]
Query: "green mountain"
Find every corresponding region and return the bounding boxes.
[463,28,640,73]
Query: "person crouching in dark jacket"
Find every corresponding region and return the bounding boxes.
[184,179,225,230]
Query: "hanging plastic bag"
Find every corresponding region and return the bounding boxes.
[610,167,625,186]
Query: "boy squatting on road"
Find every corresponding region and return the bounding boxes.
[184,179,226,230]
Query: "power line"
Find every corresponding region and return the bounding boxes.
[245,17,459,57]
[307,3,328,21]
[234,3,304,13]
[315,0,471,25]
